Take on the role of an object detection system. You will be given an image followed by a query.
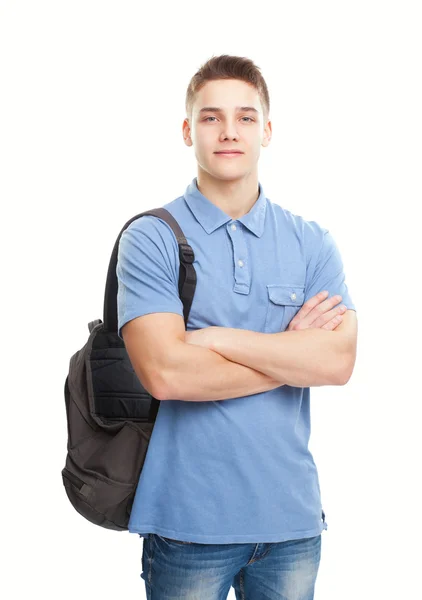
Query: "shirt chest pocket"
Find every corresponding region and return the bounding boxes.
[264,284,305,333]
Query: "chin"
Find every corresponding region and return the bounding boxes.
[209,163,248,177]
[211,170,247,183]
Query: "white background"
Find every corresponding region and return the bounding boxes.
[1,1,421,598]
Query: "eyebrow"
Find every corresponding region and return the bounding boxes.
[199,106,259,115]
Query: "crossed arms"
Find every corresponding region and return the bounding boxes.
[186,311,358,388]
[122,309,358,402]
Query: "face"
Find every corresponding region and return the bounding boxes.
[183,79,272,183]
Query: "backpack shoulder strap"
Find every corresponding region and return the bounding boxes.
[103,207,197,333]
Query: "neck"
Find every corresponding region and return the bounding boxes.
[196,168,260,220]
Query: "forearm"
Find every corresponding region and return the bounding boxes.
[160,340,283,402]
[211,327,348,387]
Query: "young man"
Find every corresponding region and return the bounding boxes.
[117,55,357,600]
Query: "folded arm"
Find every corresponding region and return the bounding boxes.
[161,339,283,401]
[191,310,358,388]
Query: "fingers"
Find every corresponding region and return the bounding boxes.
[289,291,343,329]
[313,302,347,329]
[321,314,343,330]
[302,290,331,317]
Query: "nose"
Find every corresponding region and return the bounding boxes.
[219,121,240,142]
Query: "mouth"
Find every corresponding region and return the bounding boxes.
[214,152,244,157]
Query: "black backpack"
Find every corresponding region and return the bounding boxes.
[62,208,197,531]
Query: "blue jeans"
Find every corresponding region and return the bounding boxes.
[140,533,321,599]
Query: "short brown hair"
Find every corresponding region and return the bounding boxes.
[185,54,270,122]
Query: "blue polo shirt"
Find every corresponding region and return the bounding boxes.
[116,177,356,544]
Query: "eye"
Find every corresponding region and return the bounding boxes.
[203,116,255,123]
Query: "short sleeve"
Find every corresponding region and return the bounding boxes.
[304,223,356,311]
[116,215,184,340]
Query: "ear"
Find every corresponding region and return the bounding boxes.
[262,120,272,147]
[182,118,193,147]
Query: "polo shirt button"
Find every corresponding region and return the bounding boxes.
[238,259,244,267]
[290,292,296,300]
[231,224,237,231]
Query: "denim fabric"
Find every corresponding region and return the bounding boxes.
[141,533,321,600]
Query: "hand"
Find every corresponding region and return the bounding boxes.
[286,291,347,332]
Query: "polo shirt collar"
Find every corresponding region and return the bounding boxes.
[183,177,267,237]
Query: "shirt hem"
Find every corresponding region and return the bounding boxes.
[128,521,327,544]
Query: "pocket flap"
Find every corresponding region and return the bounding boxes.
[267,284,305,306]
